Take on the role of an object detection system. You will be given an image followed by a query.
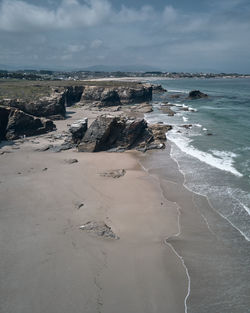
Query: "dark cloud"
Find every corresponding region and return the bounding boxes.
[0,0,249,72]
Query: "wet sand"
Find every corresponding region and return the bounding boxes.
[139,145,250,313]
[0,107,188,313]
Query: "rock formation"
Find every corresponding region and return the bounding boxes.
[80,84,152,107]
[0,106,56,141]
[77,115,170,153]
[69,118,88,144]
[0,89,66,119]
[188,90,208,99]
[152,84,167,93]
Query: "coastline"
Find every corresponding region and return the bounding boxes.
[138,143,250,313]
[0,106,188,313]
[1,80,250,312]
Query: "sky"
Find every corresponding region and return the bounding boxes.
[0,0,250,73]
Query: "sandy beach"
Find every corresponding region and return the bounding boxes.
[0,106,188,313]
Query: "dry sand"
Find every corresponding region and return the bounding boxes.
[0,107,188,313]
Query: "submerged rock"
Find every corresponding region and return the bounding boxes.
[188,90,208,99]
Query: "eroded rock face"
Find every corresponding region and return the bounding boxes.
[69,118,88,144]
[80,84,152,107]
[1,89,66,119]
[77,115,170,153]
[65,86,84,107]
[152,84,167,93]
[0,106,56,140]
[188,90,208,99]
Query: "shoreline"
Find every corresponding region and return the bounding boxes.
[1,82,250,312]
[0,106,188,313]
[138,144,250,313]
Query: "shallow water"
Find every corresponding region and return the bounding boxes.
[145,78,250,241]
[139,147,250,313]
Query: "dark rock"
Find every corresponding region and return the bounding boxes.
[151,84,167,93]
[117,85,152,104]
[0,106,56,140]
[64,158,78,164]
[69,118,88,144]
[170,94,181,99]
[80,84,152,107]
[160,105,175,116]
[79,221,119,239]
[181,124,192,129]
[188,90,208,99]
[131,102,153,113]
[207,132,213,136]
[65,86,84,106]
[100,169,126,178]
[148,124,172,141]
[81,87,121,107]
[78,116,170,153]
[1,89,66,119]
[51,142,74,152]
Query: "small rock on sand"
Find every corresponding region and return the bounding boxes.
[79,221,119,239]
[100,169,126,178]
[64,158,78,164]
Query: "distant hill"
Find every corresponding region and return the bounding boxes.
[81,64,163,72]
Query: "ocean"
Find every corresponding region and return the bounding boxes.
[142,77,250,312]
[146,78,250,241]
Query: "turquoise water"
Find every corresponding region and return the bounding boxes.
[146,78,250,240]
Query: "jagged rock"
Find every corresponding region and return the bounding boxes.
[81,87,121,107]
[170,94,181,99]
[117,85,152,104]
[148,124,172,141]
[79,221,119,239]
[160,105,175,116]
[0,106,56,140]
[69,118,88,144]
[77,115,170,153]
[152,84,167,93]
[64,158,78,164]
[65,86,84,107]
[131,102,153,113]
[188,90,208,99]
[1,89,66,119]
[181,124,192,129]
[80,84,152,107]
[100,169,126,178]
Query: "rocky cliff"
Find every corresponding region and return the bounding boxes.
[0,106,56,141]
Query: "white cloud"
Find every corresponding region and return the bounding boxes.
[90,39,103,49]
[0,0,112,31]
[67,44,86,53]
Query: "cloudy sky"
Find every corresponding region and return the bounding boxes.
[0,0,250,72]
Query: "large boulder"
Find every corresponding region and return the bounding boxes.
[65,86,84,107]
[77,115,168,152]
[117,85,152,104]
[78,116,120,152]
[81,87,121,107]
[151,84,167,93]
[0,89,66,119]
[0,106,56,140]
[69,118,88,144]
[188,90,208,99]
